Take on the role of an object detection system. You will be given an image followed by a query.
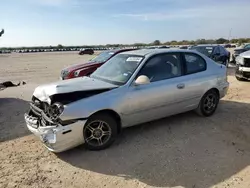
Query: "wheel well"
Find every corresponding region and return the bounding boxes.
[209,88,220,97]
[90,110,122,133]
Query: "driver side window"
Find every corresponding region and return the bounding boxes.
[136,53,182,82]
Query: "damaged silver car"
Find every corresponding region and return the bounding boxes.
[25,49,229,152]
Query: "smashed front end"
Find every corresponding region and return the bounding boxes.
[235,56,250,80]
[24,76,118,152]
[24,96,87,152]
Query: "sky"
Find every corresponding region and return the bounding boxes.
[0,0,250,47]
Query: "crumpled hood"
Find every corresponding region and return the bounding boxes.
[33,76,118,103]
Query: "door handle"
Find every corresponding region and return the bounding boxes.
[177,83,185,89]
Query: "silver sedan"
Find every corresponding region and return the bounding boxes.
[25,49,229,152]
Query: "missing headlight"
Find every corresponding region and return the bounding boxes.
[47,103,64,120]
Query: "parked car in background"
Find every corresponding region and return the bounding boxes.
[224,44,232,48]
[79,49,94,55]
[179,46,188,49]
[235,50,250,81]
[61,48,135,80]
[232,44,250,63]
[146,46,157,49]
[189,45,230,65]
[0,50,11,54]
[25,49,229,152]
[157,46,170,49]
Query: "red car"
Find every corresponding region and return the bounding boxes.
[60,49,135,80]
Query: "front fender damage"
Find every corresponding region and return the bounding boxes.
[50,89,112,105]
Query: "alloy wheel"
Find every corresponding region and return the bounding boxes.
[84,120,112,147]
[203,94,217,113]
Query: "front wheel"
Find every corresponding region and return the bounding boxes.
[195,90,219,117]
[83,113,118,150]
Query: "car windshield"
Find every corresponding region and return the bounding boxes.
[190,46,214,57]
[91,54,144,85]
[90,51,115,62]
[244,44,250,49]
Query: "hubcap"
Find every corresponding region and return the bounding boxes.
[93,129,102,138]
[84,120,111,146]
[204,94,217,113]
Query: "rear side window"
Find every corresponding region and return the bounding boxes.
[184,53,206,74]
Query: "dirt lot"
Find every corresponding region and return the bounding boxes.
[1,51,250,188]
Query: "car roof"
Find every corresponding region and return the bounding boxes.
[107,48,135,54]
[120,48,192,56]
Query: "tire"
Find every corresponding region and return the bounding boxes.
[195,90,219,117]
[235,76,246,81]
[83,113,118,150]
[225,59,229,67]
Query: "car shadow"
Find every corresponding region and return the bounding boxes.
[227,63,236,76]
[0,98,30,142]
[58,100,250,188]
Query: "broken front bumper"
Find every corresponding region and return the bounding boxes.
[25,112,87,152]
[235,66,250,79]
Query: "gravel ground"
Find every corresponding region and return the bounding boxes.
[1,51,250,188]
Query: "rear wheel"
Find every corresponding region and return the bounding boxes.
[195,90,219,117]
[83,113,118,150]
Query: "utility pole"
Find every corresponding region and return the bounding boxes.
[228,28,232,42]
[0,29,4,37]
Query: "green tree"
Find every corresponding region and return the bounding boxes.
[216,38,229,44]
[189,40,196,45]
[230,38,238,43]
[237,38,245,46]
[170,40,178,45]
[57,44,63,48]
[133,43,147,46]
[163,41,171,45]
[179,40,189,45]
[152,40,161,46]
[195,39,207,44]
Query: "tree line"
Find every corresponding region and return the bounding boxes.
[1,37,250,50]
[146,38,250,46]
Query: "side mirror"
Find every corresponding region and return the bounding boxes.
[134,75,150,86]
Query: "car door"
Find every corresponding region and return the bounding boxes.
[177,52,209,109]
[211,46,222,62]
[122,53,190,127]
